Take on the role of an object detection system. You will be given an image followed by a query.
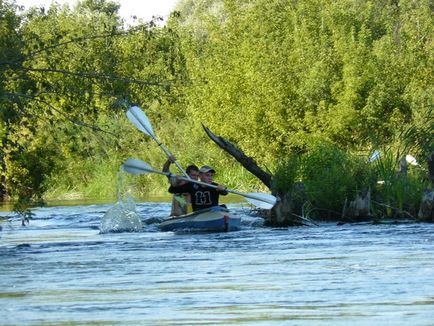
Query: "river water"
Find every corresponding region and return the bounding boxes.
[1,201,434,325]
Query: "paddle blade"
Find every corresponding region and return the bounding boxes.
[122,158,153,175]
[127,106,155,137]
[405,154,418,166]
[368,150,380,162]
[245,192,277,209]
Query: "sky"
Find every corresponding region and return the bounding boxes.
[16,0,179,23]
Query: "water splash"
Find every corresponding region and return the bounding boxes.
[99,199,142,233]
[99,170,142,233]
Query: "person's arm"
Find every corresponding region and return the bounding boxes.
[163,156,177,185]
[213,182,228,195]
[162,155,176,173]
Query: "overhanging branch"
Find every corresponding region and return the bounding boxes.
[202,124,272,188]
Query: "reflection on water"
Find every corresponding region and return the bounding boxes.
[1,202,434,325]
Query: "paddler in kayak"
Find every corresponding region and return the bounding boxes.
[163,156,199,216]
[168,165,228,212]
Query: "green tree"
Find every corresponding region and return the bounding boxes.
[0,0,189,212]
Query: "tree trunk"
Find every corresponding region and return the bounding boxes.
[418,190,434,222]
[427,152,434,185]
[0,181,4,201]
[418,152,434,222]
[202,125,305,226]
[0,154,5,202]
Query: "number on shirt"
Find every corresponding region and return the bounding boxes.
[194,191,212,205]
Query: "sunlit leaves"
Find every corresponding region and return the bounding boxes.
[175,0,432,164]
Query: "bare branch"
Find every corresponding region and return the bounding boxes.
[202,124,273,188]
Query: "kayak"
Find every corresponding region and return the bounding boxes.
[159,206,241,232]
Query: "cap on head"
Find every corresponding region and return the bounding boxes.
[186,164,199,174]
[199,165,215,173]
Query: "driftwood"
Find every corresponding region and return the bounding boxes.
[202,124,272,187]
[398,157,408,174]
[202,125,305,226]
[418,190,434,222]
[343,189,371,221]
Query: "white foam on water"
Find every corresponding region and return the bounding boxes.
[99,197,142,233]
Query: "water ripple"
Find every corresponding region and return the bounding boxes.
[1,203,434,325]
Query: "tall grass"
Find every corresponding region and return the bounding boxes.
[268,141,428,221]
[370,147,427,218]
[297,143,370,219]
[273,153,300,194]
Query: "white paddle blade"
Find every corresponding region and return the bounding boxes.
[368,150,381,162]
[126,106,155,137]
[405,154,418,166]
[122,158,153,175]
[245,192,277,209]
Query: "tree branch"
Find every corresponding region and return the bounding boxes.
[2,92,115,135]
[202,124,272,188]
[22,67,171,87]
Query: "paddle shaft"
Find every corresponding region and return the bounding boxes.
[155,139,190,178]
[128,107,190,178]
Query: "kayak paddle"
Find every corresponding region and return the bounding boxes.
[122,158,277,209]
[126,105,190,179]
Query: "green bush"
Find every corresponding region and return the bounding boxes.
[273,153,300,194]
[370,148,428,218]
[300,143,368,219]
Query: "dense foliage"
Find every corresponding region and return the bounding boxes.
[178,0,432,157]
[0,0,432,221]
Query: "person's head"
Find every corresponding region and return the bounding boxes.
[186,165,199,180]
[199,165,216,183]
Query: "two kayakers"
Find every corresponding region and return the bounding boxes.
[163,157,199,216]
[168,165,228,212]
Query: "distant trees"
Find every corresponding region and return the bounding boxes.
[1,0,432,222]
[0,0,186,213]
[172,0,433,223]
[176,0,433,163]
